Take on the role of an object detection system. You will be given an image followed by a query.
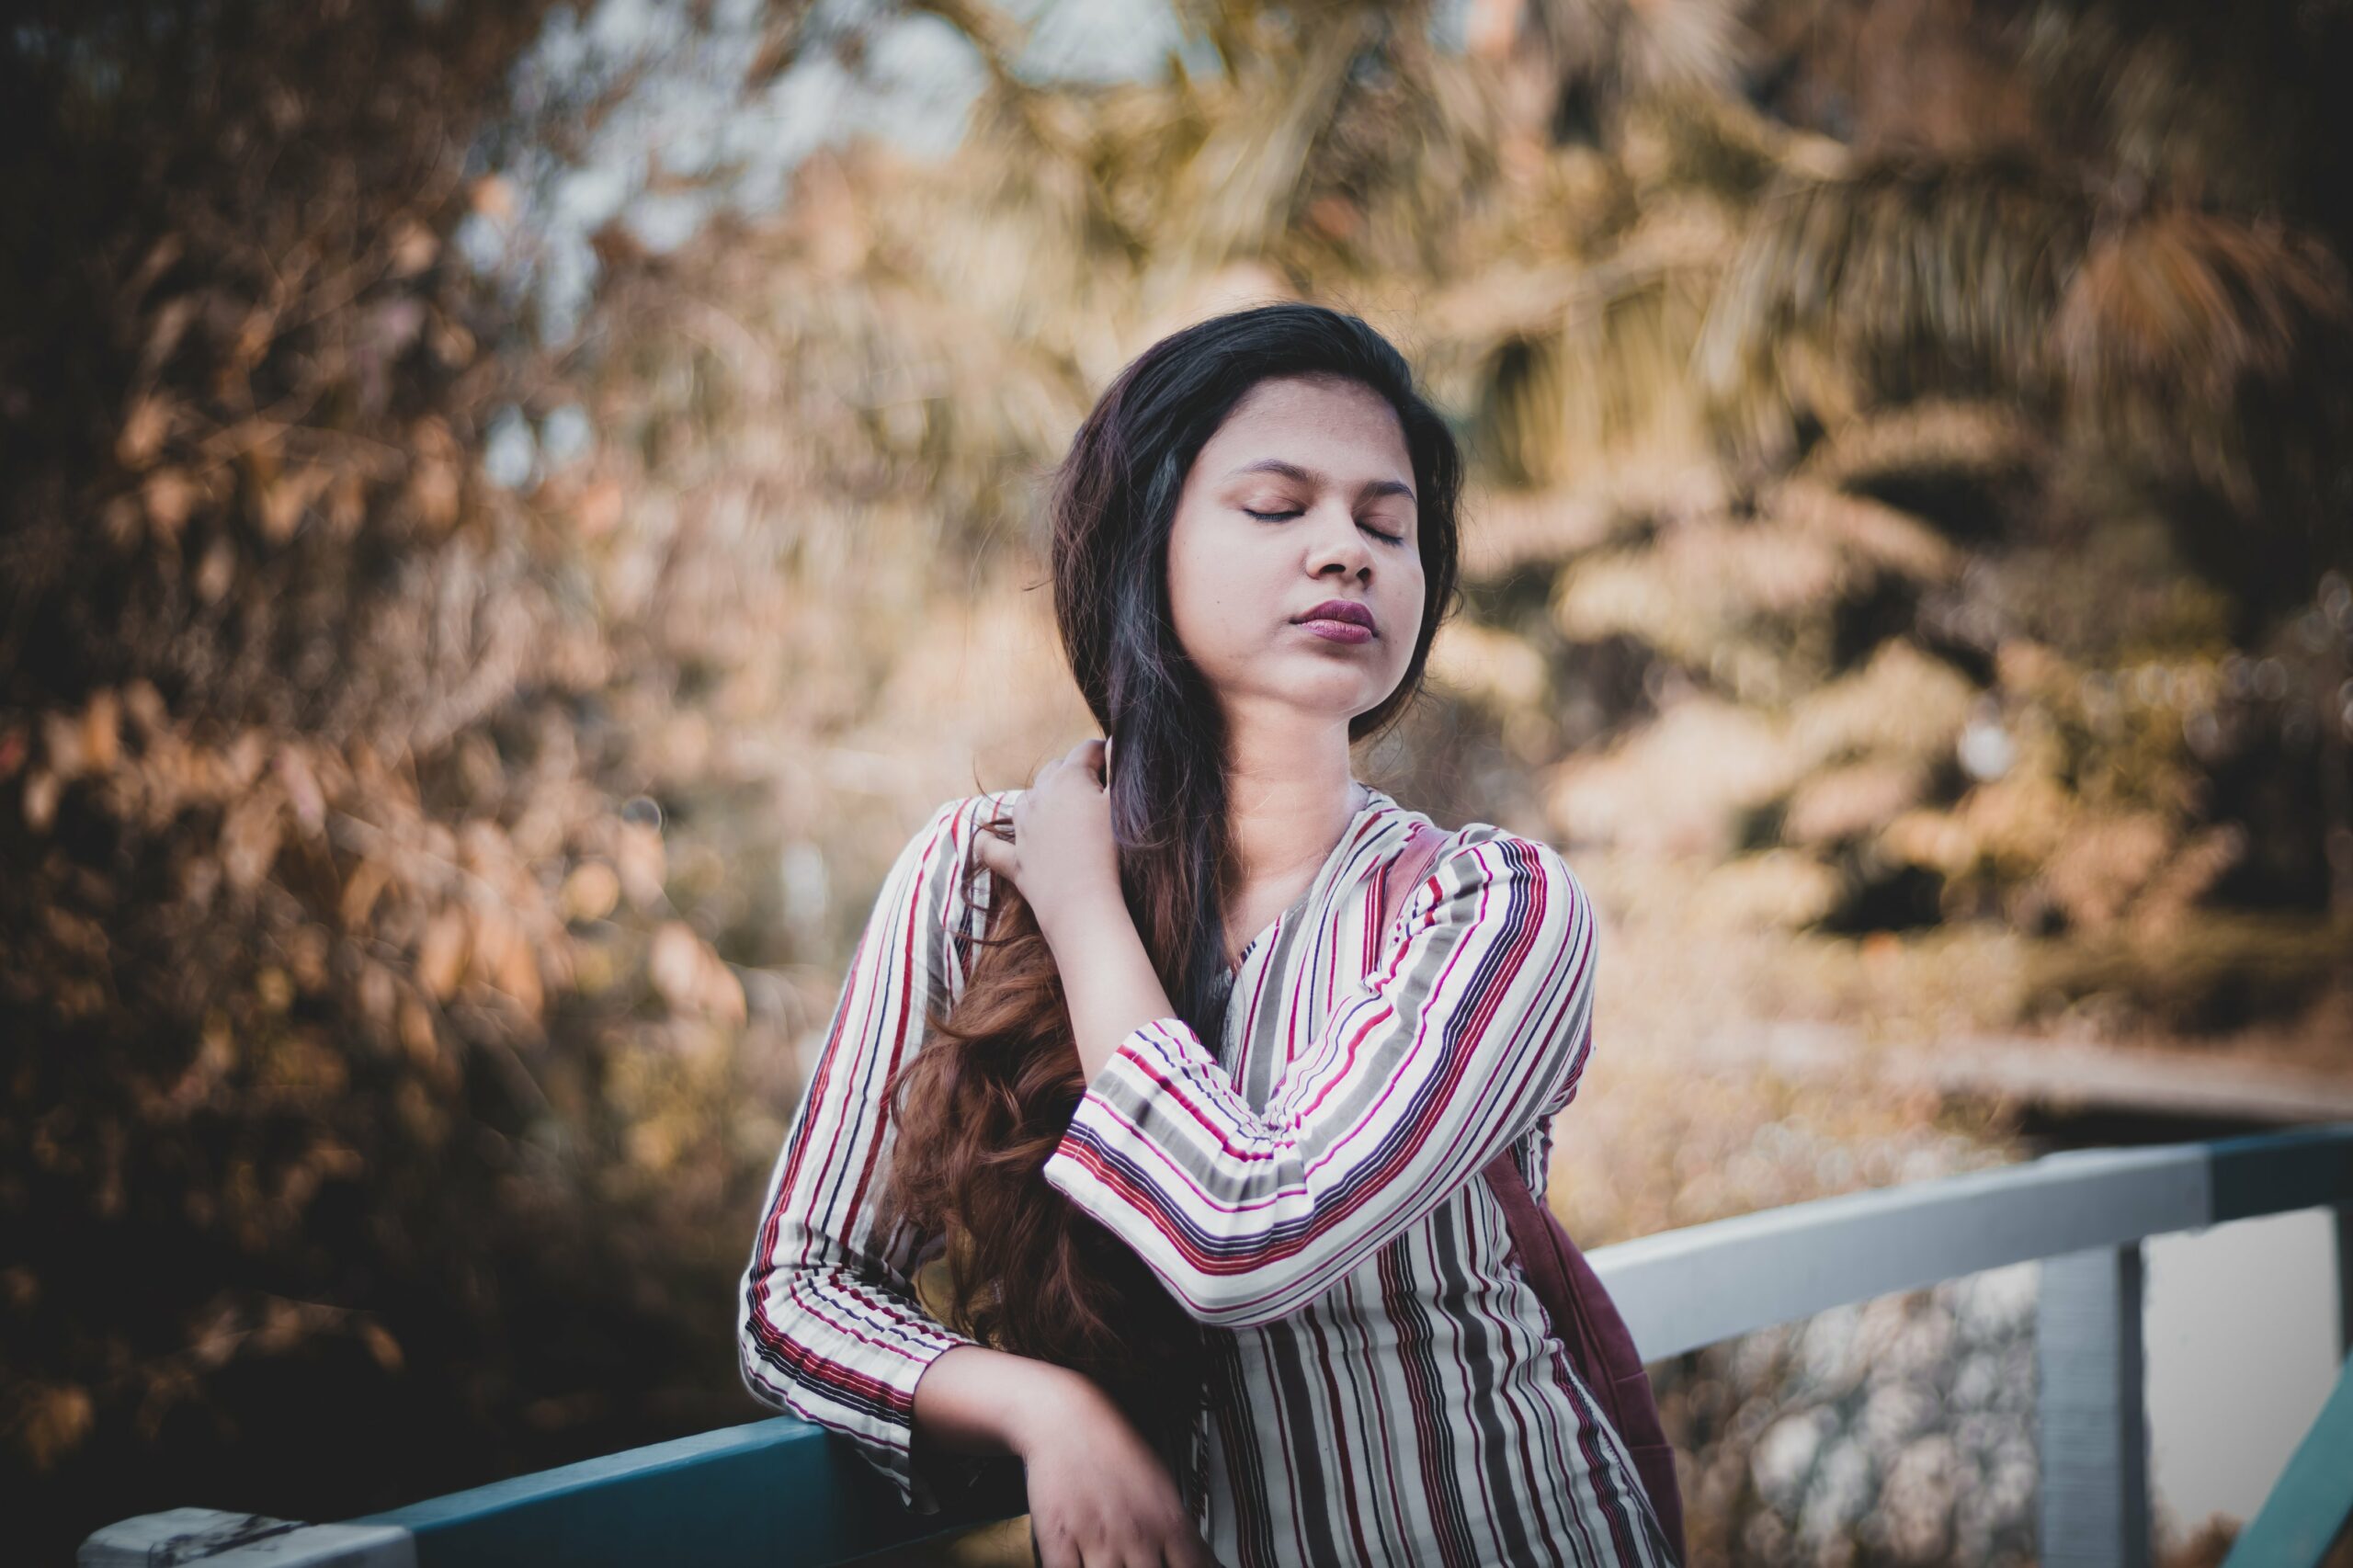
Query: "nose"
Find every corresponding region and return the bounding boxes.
[1306,499,1374,582]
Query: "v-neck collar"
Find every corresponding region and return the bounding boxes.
[1222,781,1406,978]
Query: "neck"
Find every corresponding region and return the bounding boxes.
[1220,707,1363,891]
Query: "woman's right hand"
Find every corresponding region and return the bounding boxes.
[1011,1371,1219,1568]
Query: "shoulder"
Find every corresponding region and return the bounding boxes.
[1410,819,1593,934]
[906,789,1022,851]
[901,790,1024,917]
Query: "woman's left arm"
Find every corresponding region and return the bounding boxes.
[1038,830,1599,1329]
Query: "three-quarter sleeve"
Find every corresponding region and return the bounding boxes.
[1039,828,1598,1329]
[737,793,997,1514]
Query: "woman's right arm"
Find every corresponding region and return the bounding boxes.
[737,793,1213,1563]
[737,795,1006,1513]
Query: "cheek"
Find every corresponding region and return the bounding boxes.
[1386,569,1427,648]
[1165,522,1249,652]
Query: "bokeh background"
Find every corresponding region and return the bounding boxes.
[5,0,2350,1562]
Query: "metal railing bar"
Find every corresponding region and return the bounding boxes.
[1590,1127,2353,1365]
[2208,1124,2353,1225]
[1589,1143,2215,1362]
[355,1419,1017,1568]
[2038,1245,2151,1568]
[362,1420,823,1532]
[2337,1206,2353,1364]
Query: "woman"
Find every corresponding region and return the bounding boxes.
[737,303,1677,1568]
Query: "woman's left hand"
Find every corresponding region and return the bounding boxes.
[972,737,1123,940]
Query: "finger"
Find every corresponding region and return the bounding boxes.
[1139,1520,1185,1568]
[972,830,1011,881]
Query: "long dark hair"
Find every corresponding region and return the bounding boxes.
[876,302,1464,1444]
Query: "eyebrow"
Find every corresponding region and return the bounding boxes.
[1222,459,1415,506]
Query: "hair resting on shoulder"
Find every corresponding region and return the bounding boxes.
[874,302,1465,1444]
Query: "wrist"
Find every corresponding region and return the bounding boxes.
[1033,881,1127,949]
[1003,1363,1104,1458]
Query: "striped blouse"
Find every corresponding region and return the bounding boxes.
[737,784,1678,1568]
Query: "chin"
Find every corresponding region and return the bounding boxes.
[1276,674,1392,716]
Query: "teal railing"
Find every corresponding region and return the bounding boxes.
[81,1124,2353,1568]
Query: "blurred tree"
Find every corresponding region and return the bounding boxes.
[0,0,806,1556]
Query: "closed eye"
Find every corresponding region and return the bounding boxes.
[1245,507,1408,544]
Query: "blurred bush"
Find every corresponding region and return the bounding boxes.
[0,0,779,1553]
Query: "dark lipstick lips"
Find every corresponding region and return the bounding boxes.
[1295,600,1376,631]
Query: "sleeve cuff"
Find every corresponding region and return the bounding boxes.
[899,1323,1029,1519]
[1040,1017,1200,1213]
[874,1301,989,1516]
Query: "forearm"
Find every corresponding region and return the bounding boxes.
[1039,837,1602,1325]
[911,1343,1097,1460]
[1037,891,1177,1081]
[925,1338,1212,1566]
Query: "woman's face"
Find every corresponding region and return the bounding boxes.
[1165,373,1425,730]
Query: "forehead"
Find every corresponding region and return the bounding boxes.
[1193,374,1412,481]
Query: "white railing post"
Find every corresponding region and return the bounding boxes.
[2038,1244,2152,1568]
